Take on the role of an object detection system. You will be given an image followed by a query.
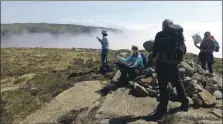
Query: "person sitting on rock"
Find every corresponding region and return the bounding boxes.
[194,31,215,74]
[116,45,144,85]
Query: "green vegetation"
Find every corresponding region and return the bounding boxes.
[1,23,122,36]
[1,48,109,123]
[1,48,222,123]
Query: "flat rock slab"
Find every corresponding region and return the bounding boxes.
[180,61,195,76]
[1,86,20,92]
[104,107,220,124]
[19,81,105,124]
[174,110,220,121]
[211,109,222,118]
[197,120,223,124]
[133,83,149,97]
[97,88,157,117]
[1,73,36,92]
[198,90,217,108]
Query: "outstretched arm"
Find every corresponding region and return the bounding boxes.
[194,42,201,50]
[96,37,102,43]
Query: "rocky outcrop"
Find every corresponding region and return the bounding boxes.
[133,82,149,97]
[180,61,195,76]
[122,60,222,110]
[19,59,222,124]
[19,81,106,124]
[198,90,217,108]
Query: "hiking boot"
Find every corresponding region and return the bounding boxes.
[179,102,189,111]
[146,109,167,121]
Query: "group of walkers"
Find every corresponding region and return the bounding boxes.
[96,19,220,121]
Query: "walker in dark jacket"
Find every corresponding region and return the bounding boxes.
[149,19,189,121]
[194,31,215,74]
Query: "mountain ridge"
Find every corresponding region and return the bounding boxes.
[1,23,123,36]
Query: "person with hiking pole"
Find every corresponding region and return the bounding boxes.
[148,19,189,121]
[96,29,109,72]
[194,31,217,74]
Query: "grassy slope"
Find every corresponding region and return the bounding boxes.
[0,48,119,123]
[1,48,222,123]
[1,23,122,36]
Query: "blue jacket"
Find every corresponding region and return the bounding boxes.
[98,36,109,49]
[125,53,144,68]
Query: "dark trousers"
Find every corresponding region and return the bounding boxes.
[101,49,108,66]
[155,62,188,111]
[117,63,141,82]
[199,50,214,74]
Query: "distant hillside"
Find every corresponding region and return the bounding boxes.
[1,23,122,36]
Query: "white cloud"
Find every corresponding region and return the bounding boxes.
[2,19,222,58]
[70,20,222,58]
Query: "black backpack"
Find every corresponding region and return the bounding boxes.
[140,53,149,68]
[160,24,186,64]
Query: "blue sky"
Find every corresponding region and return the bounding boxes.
[1,1,222,57]
[1,1,222,24]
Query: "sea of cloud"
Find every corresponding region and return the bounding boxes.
[1,20,222,58]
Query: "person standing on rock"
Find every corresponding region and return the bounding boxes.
[96,29,109,70]
[149,19,189,121]
[194,31,216,74]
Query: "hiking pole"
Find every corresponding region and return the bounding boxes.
[152,56,157,69]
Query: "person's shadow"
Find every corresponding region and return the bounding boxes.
[95,81,130,96]
[108,107,184,124]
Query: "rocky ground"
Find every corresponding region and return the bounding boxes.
[1,48,222,124]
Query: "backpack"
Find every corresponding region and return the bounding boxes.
[210,35,220,52]
[213,39,220,52]
[160,24,186,64]
[140,53,149,68]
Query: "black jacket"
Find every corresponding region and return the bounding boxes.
[152,26,187,60]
